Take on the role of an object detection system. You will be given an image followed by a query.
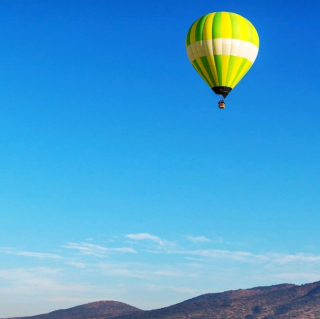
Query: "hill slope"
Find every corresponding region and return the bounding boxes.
[4,281,320,319]
[115,281,320,319]
[3,301,142,319]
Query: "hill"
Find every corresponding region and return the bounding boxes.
[3,301,142,319]
[4,280,320,319]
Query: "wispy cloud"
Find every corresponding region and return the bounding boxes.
[273,273,320,281]
[0,267,123,318]
[270,253,320,264]
[125,233,176,251]
[184,257,207,262]
[126,233,164,245]
[172,249,268,263]
[98,262,199,279]
[186,236,211,243]
[64,242,136,257]
[0,248,62,259]
[0,267,116,297]
[16,251,62,259]
[170,249,320,266]
[0,267,61,292]
[64,261,86,268]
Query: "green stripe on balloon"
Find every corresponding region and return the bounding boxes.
[186,27,192,46]
[195,15,208,41]
[192,60,211,87]
[230,13,241,40]
[225,56,237,87]
[200,56,216,87]
[212,12,222,39]
[186,20,197,46]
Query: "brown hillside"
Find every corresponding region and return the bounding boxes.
[4,281,320,319]
[3,301,142,319]
[113,281,320,319]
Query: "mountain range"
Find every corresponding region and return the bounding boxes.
[4,280,320,319]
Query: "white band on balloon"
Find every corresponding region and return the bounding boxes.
[187,38,259,64]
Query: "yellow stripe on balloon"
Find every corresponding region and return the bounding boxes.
[237,14,249,42]
[221,12,232,38]
[221,55,230,86]
[232,60,252,87]
[226,56,244,88]
[220,13,232,85]
[203,13,215,40]
[251,22,259,47]
[206,54,219,87]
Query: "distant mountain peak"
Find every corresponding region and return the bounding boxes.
[3,300,142,319]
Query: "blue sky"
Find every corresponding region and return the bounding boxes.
[1,0,320,317]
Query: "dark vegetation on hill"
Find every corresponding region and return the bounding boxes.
[4,280,320,319]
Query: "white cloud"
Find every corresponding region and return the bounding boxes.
[184,257,207,262]
[0,267,61,292]
[125,233,176,252]
[65,261,86,268]
[0,248,61,259]
[0,267,122,318]
[183,262,204,269]
[126,233,164,245]
[16,251,62,259]
[169,249,320,265]
[273,273,320,282]
[187,236,211,243]
[98,262,199,280]
[0,267,118,307]
[172,249,268,263]
[271,253,320,264]
[64,242,136,257]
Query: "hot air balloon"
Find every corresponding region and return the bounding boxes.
[186,12,259,108]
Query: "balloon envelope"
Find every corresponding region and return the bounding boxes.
[186,12,259,98]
